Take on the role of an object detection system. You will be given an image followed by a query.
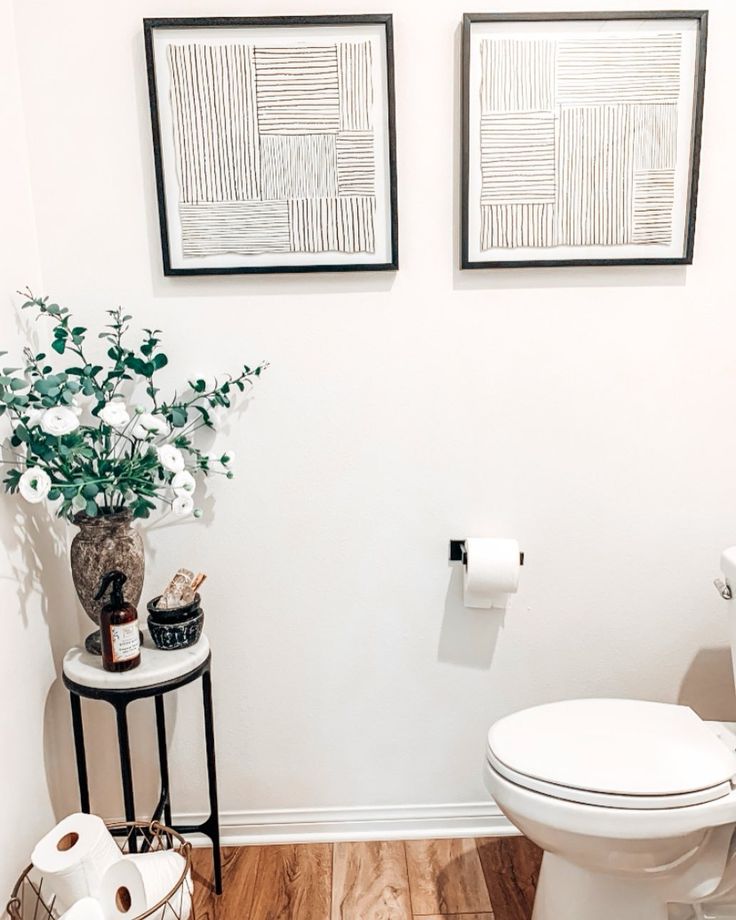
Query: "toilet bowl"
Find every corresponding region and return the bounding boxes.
[482,548,736,920]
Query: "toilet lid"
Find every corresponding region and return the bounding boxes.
[487,699,736,807]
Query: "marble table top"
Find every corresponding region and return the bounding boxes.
[63,631,210,690]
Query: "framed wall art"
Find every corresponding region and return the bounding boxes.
[461,11,708,269]
[144,15,398,275]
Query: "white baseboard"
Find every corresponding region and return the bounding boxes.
[177,801,517,847]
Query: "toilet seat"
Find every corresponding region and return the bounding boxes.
[487,699,736,811]
[486,748,733,809]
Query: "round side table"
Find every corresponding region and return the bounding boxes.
[62,633,222,894]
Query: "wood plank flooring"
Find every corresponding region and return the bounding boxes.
[192,837,542,920]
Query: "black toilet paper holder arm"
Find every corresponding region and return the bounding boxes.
[449,540,525,567]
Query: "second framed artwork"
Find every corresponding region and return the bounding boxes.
[144,15,398,275]
[462,11,708,269]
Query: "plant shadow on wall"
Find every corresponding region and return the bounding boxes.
[438,566,503,670]
[449,23,688,293]
[0,496,113,819]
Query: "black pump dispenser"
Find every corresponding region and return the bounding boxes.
[96,569,141,672]
[95,570,127,608]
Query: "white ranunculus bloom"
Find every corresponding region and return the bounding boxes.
[99,401,131,430]
[18,467,51,504]
[171,470,196,496]
[172,493,194,516]
[131,412,169,440]
[158,444,185,473]
[40,406,80,436]
[26,407,44,427]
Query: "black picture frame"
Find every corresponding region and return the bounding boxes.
[461,10,708,270]
[144,15,399,275]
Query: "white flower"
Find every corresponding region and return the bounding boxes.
[26,407,44,427]
[158,444,185,473]
[18,467,51,504]
[172,494,194,516]
[207,449,235,472]
[40,406,80,436]
[171,470,196,496]
[131,412,169,440]
[99,401,131,430]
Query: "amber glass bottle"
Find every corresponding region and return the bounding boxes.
[95,570,141,672]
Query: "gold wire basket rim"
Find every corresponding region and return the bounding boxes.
[7,819,193,920]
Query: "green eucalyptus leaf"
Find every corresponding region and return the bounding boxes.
[51,339,66,355]
[170,407,187,427]
[85,499,98,517]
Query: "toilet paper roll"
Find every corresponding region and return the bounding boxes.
[31,813,122,914]
[59,897,106,920]
[100,851,191,920]
[463,537,520,609]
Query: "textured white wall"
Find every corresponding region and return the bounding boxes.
[5,0,736,845]
[0,0,59,891]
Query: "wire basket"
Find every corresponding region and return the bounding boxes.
[7,820,195,920]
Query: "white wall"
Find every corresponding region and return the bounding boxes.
[0,0,60,893]
[6,0,736,846]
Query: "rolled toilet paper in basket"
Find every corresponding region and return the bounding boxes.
[31,813,122,914]
[59,897,106,920]
[101,850,192,920]
[463,537,521,609]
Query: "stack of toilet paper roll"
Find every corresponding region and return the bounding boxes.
[31,813,191,919]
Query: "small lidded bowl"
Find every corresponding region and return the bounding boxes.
[146,593,204,649]
[148,609,204,651]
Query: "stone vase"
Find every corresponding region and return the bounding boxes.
[70,509,144,654]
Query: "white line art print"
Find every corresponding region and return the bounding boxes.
[167,40,377,257]
[477,31,685,252]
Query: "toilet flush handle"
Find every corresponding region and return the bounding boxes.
[714,578,732,600]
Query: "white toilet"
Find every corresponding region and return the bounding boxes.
[483,547,736,920]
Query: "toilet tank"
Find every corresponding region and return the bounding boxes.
[720,547,736,686]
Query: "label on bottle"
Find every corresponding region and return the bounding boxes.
[111,622,140,662]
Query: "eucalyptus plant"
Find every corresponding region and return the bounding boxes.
[1,290,266,520]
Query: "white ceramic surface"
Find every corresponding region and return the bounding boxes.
[487,699,736,798]
[63,632,210,690]
[476,548,736,920]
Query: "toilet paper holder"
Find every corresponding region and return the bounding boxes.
[449,540,525,567]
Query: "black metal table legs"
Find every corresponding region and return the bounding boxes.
[154,694,173,828]
[66,654,222,894]
[169,667,222,894]
[69,691,90,814]
[202,668,222,894]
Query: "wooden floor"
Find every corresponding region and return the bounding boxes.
[192,837,542,920]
